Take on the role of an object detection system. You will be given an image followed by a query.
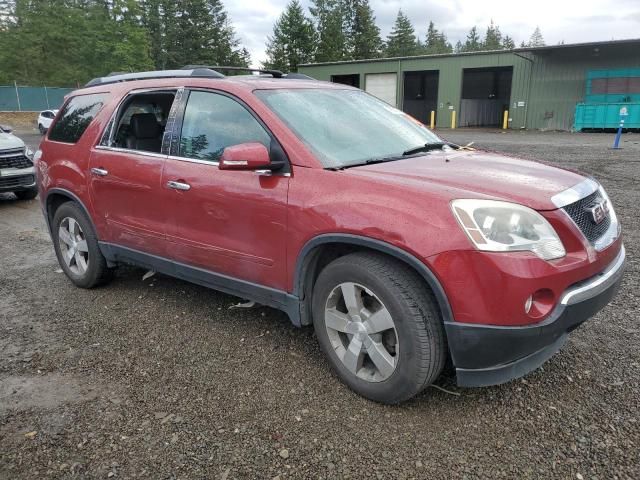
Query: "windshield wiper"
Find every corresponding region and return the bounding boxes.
[335,142,447,170]
[334,156,399,169]
[402,142,446,156]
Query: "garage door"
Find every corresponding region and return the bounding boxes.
[365,73,397,107]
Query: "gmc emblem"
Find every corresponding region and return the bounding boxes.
[586,199,609,225]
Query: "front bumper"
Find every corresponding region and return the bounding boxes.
[0,166,36,192]
[445,245,626,387]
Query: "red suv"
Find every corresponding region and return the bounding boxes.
[36,67,625,404]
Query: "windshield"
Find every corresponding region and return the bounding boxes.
[255,88,442,168]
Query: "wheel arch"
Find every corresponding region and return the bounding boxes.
[293,234,453,327]
[45,188,97,239]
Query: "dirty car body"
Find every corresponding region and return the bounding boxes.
[35,69,625,403]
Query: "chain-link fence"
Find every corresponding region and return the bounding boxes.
[0,84,75,111]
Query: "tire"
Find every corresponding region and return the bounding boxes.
[312,252,446,404]
[52,201,113,288]
[14,189,38,200]
[38,124,46,134]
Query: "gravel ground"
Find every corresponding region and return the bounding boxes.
[1,130,638,479]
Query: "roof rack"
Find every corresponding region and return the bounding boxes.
[84,68,224,87]
[182,65,285,78]
[84,65,315,87]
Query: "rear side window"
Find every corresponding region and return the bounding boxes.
[48,93,108,143]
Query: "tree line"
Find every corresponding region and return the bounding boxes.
[266,0,546,72]
[0,0,547,85]
[0,0,249,85]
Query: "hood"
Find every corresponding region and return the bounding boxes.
[0,132,25,151]
[345,150,585,211]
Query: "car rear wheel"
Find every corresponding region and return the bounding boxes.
[312,252,446,404]
[52,202,113,288]
[14,189,38,200]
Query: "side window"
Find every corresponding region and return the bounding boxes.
[179,91,270,162]
[106,91,176,153]
[48,93,108,143]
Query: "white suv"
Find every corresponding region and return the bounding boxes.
[38,109,58,134]
[0,125,37,200]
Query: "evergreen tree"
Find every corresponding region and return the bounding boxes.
[502,35,515,49]
[483,20,502,50]
[422,21,452,54]
[528,26,545,47]
[454,40,463,53]
[310,0,345,62]
[264,0,315,72]
[461,26,481,52]
[0,0,153,85]
[385,10,419,57]
[142,0,249,70]
[350,0,382,59]
[0,0,15,26]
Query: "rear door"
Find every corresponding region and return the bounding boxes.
[161,89,290,290]
[88,89,180,256]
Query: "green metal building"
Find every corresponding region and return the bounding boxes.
[298,39,640,131]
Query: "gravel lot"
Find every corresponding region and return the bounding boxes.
[1,130,638,479]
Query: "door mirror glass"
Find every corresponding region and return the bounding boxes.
[219,142,271,170]
[0,124,13,133]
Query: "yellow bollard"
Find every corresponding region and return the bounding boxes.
[502,110,509,130]
[450,110,456,129]
[430,111,435,129]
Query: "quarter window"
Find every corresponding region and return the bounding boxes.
[179,91,270,162]
[48,93,108,143]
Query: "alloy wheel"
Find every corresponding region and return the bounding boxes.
[58,217,89,275]
[324,282,398,382]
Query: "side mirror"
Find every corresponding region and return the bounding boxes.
[219,142,271,171]
[0,124,13,133]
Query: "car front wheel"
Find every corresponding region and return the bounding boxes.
[312,252,446,404]
[52,202,113,288]
[38,124,46,134]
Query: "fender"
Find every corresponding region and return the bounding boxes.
[42,188,113,263]
[293,233,454,326]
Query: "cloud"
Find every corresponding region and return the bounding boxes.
[225,0,640,66]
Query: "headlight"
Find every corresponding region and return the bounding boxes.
[451,199,566,260]
[24,146,35,160]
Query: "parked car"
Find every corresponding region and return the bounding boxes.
[35,68,625,404]
[37,109,58,134]
[0,124,37,200]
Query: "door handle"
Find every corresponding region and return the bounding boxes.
[91,167,108,177]
[167,180,191,191]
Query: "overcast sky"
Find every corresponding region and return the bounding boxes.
[224,0,640,67]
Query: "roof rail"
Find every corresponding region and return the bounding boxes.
[283,72,314,80]
[84,68,224,87]
[182,65,285,78]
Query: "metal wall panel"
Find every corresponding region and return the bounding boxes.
[298,41,640,131]
[526,44,640,130]
[299,52,531,128]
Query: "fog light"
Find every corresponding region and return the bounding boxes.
[525,289,555,319]
[524,295,533,314]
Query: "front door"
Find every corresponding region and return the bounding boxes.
[161,90,290,290]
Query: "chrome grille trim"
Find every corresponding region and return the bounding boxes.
[551,178,599,208]
[560,245,625,306]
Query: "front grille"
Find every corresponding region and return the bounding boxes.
[0,149,33,169]
[0,175,35,189]
[563,191,611,243]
